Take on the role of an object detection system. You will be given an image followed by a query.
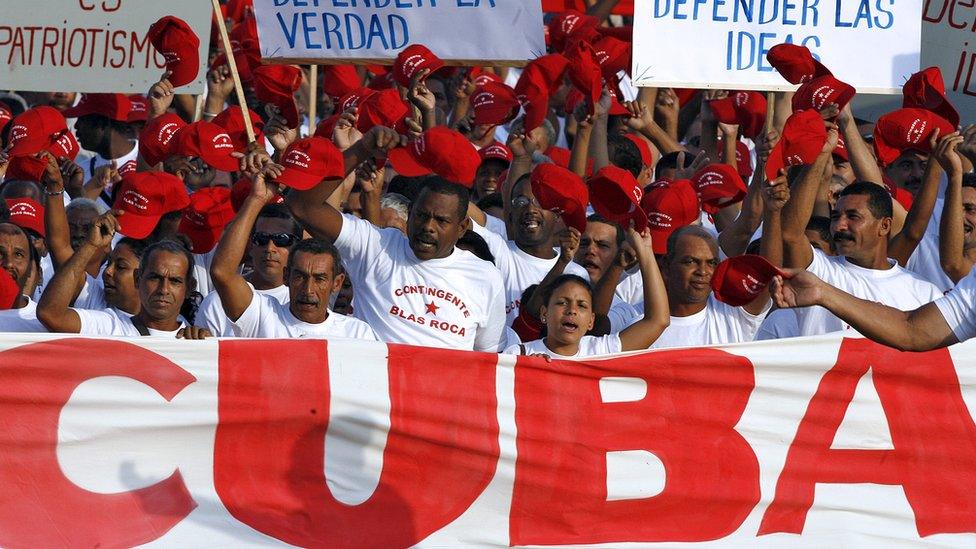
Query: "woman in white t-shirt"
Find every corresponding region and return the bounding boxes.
[506,227,669,359]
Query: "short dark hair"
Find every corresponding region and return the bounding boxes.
[257,203,303,237]
[456,229,495,263]
[388,174,434,203]
[586,213,625,247]
[837,181,893,219]
[654,151,693,180]
[608,134,643,177]
[286,238,343,278]
[962,172,976,190]
[807,216,832,243]
[541,274,592,305]
[415,176,470,222]
[665,225,717,260]
[476,192,504,212]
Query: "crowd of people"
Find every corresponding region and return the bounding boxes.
[0,0,973,360]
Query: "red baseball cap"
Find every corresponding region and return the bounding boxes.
[321,65,362,101]
[253,65,303,129]
[833,136,849,162]
[792,75,855,114]
[5,107,68,157]
[275,137,345,190]
[471,82,520,126]
[62,93,132,121]
[113,172,191,239]
[392,44,445,88]
[0,268,19,310]
[479,141,513,165]
[148,16,201,87]
[388,127,481,187]
[211,106,264,150]
[640,179,701,254]
[625,133,653,167]
[902,66,960,128]
[873,108,956,167]
[709,91,767,138]
[469,67,503,87]
[355,88,409,133]
[3,155,47,183]
[711,254,787,306]
[514,54,569,133]
[692,163,747,214]
[718,137,754,180]
[589,165,647,232]
[6,198,45,238]
[126,95,149,123]
[171,121,241,172]
[0,105,12,135]
[593,35,631,79]
[566,40,603,112]
[765,109,828,181]
[766,43,831,84]
[179,187,235,253]
[550,10,598,53]
[338,87,376,112]
[530,163,588,232]
[139,113,187,166]
[313,114,340,140]
[231,178,285,212]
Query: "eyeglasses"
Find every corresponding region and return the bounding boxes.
[251,232,298,247]
[511,195,541,209]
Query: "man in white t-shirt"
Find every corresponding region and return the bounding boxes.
[197,203,297,336]
[0,222,46,332]
[37,213,209,338]
[779,123,942,336]
[210,170,376,340]
[284,128,508,351]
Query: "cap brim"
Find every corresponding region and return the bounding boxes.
[117,213,162,239]
[179,220,220,253]
[201,152,241,173]
[387,146,432,177]
[275,167,325,191]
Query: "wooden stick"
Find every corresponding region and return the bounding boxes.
[764,91,776,135]
[210,0,255,144]
[308,65,317,135]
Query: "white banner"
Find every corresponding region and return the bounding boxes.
[252,0,546,66]
[921,0,976,124]
[0,0,211,93]
[1,333,975,547]
[633,0,924,93]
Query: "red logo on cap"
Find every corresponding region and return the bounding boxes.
[122,190,151,212]
[284,150,312,169]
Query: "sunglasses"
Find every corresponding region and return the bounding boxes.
[251,232,298,247]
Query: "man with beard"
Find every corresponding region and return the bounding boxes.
[210,166,376,340]
[196,203,299,336]
[779,125,942,336]
[468,167,590,324]
[286,128,508,351]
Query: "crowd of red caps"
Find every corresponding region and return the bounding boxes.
[0,0,965,327]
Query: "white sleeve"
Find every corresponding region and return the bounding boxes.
[933,271,976,342]
[594,334,623,355]
[74,274,105,310]
[473,273,509,353]
[805,247,835,279]
[484,214,508,238]
[333,213,388,284]
[195,292,227,335]
[75,308,130,336]
[228,290,270,338]
[469,217,512,268]
[608,300,641,333]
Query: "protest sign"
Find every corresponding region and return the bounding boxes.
[0,0,211,93]
[252,0,545,66]
[921,0,976,124]
[632,0,924,93]
[1,333,975,547]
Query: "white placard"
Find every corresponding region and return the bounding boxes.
[920,0,976,123]
[253,0,546,66]
[0,1,211,93]
[633,0,924,93]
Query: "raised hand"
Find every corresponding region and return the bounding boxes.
[88,212,120,249]
[769,269,823,308]
[932,130,964,175]
[557,227,581,263]
[148,71,176,117]
[407,68,436,113]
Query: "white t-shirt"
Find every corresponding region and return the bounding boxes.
[75,307,183,337]
[906,231,955,293]
[470,220,590,325]
[193,250,216,298]
[614,266,644,306]
[334,214,508,352]
[33,254,55,303]
[934,269,976,342]
[0,298,46,332]
[798,248,943,336]
[232,291,377,340]
[608,294,768,347]
[197,282,290,336]
[484,214,507,239]
[505,334,622,358]
[74,274,107,310]
[754,308,800,341]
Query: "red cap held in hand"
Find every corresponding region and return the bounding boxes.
[589,165,647,232]
[139,113,187,166]
[112,172,191,239]
[765,109,828,181]
[873,108,956,167]
[3,155,47,184]
[275,137,345,190]
[792,75,855,114]
[719,138,754,180]
[593,35,631,79]
[211,106,264,150]
[179,187,235,253]
[514,54,569,133]
[171,121,241,172]
[355,88,409,133]
[147,16,201,87]
[6,107,68,157]
[62,93,133,121]
[471,82,520,126]
[6,199,45,238]
[393,44,444,88]
[640,179,701,254]
[902,66,960,128]
[321,65,362,101]
[549,10,598,53]
[253,65,303,129]
[624,133,653,167]
[479,141,513,165]
[566,40,603,113]
[0,105,12,135]
[692,163,747,214]
[338,87,376,113]
[388,127,481,187]
[766,43,831,84]
[709,91,767,138]
[712,254,788,307]
[530,163,589,233]
[0,268,19,310]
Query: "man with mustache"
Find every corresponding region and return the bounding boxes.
[779,124,942,336]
